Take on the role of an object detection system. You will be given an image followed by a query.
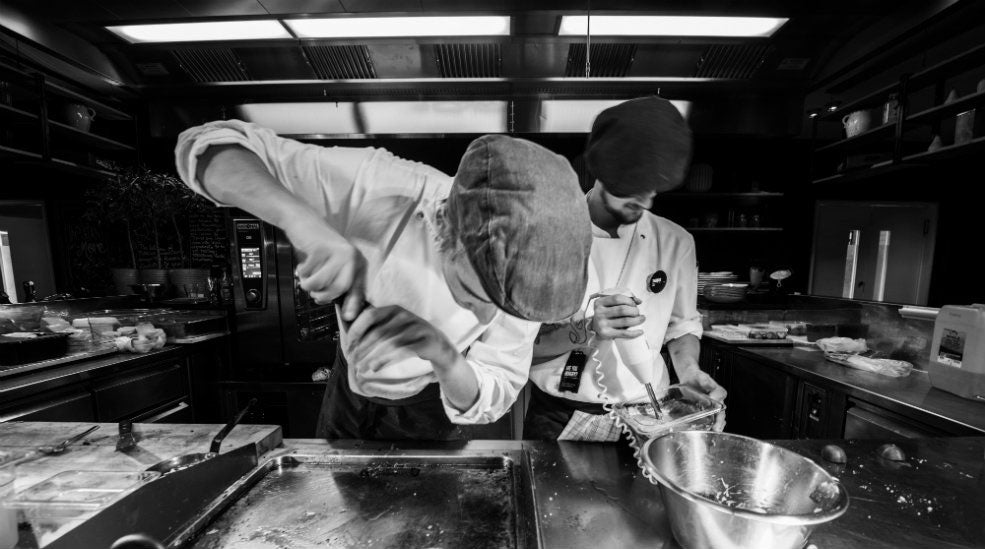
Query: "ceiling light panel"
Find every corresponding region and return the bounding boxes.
[107,20,291,43]
[283,16,511,38]
[235,102,360,134]
[558,16,788,38]
[359,101,507,134]
[540,99,691,133]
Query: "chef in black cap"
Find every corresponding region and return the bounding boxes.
[525,96,727,441]
[175,121,592,440]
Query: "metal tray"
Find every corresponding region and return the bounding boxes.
[172,452,540,549]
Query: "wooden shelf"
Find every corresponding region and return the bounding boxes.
[0,103,39,124]
[818,43,985,122]
[45,81,133,121]
[815,123,895,153]
[49,157,117,179]
[688,227,784,232]
[902,135,985,163]
[659,192,784,199]
[906,90,985,125]
[48,120,135,152]
[811,162,915,185]
[0,144,42,161]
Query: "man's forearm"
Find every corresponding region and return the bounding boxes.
[667,333,701,378]
[430,347,481,412]
[196,144,324,233]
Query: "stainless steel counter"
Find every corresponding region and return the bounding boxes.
[10,435,985,548]
[737,345,985,434]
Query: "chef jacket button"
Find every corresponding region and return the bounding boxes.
[416,212,425,219]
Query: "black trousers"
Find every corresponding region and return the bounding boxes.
[315,349,466,441]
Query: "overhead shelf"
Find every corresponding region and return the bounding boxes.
[48,120,136,152]
[0,144,42,161]
[906,90,985,126]
[902,135,985,163]
[814,123,895,153]
[0,103,39,124]
[45,81,133,121]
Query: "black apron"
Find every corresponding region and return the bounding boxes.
[315,344,466,441]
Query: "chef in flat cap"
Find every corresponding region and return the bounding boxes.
[525,97,727,441]
[175,121,591,440]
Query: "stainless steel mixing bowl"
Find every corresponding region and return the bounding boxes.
[642,431,849,549]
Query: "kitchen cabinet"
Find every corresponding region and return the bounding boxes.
[0,58,137,180]
[793,381,847,439]
[809,43,985,184]
[722,354,799,439]
[843,398,951,439]
[0,343,227,425]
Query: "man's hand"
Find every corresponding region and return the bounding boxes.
[286,219,367,321]
[677,367,728,432]
[592,294,646,340]
[346,305,458,373]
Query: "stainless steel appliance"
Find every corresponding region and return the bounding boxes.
[220,214,339,437]
[809,201,938,305]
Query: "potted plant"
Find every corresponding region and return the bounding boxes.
[88,166,211,296]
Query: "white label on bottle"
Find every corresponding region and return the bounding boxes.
[937,328,966,368]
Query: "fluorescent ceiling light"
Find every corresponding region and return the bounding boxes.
[283,16,510,38]
[359,101,507,134]
[235,103,360,135]
[540,99,691,133]
[558,15,787,38]
[107,20,290,43]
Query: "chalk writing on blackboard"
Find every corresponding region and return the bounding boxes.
[189,209,228,265]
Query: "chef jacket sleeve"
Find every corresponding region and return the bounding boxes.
[664,235,704,343]
[440,313,540,424]
[174,119,373,224]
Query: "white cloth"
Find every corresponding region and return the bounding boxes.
[530,210,703,405]
[175,120,539,425]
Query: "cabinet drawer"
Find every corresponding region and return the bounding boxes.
[94,362,188,421]
[2,391,96,422]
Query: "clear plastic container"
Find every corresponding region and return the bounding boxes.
[6,471,160,520]
[611,384,725,441]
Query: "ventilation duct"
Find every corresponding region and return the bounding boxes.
[434,43,502,78]
[565,43,637,77]
[171,48,249,82]
[694,44,772,79]
[302,45,377,80]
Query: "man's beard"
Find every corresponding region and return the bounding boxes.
[613,207,644,225]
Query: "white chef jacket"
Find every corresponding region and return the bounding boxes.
[530,210,703,405]
[175,120,539,424]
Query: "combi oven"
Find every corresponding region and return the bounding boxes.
[220,213,339,437]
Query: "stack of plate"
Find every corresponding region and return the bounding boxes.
[697,272,738,294]
[703,283,749,303]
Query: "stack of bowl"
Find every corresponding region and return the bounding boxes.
[697,272,738,295]
[703,283,749,304]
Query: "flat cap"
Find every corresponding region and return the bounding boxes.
[449,135,592,322]
[585,96,693,196]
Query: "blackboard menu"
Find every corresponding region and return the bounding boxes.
[189,209,228,265]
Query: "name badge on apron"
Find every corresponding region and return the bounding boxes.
[648,270,668,294]
[558,350,587,393]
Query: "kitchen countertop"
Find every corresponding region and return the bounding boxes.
[0,336,227,403]
[4,423,983,548]
[733,345,985,434]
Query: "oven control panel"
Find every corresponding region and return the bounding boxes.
[234,219,265,310]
